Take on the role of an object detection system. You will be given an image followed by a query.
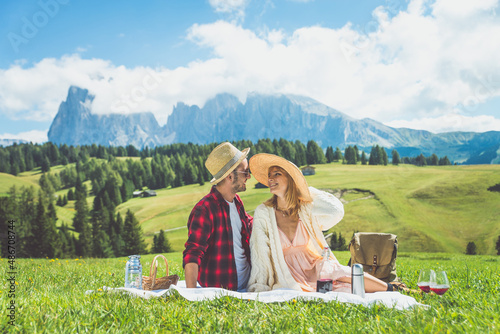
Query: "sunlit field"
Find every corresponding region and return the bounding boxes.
[1,252,498,332]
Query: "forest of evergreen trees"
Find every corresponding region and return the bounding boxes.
[0,139,451,258]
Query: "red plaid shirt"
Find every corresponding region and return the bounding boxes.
[183,186,253,291]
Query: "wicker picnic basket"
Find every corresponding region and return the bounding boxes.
[142,254,179,290]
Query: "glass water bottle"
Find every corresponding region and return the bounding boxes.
[316,246,333,293]
[125,255,143,289]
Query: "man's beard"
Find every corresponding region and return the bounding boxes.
[232,174,246,193]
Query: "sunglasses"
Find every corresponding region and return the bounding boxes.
[234,170,251,177]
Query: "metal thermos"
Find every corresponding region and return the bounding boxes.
[351,263,365,298]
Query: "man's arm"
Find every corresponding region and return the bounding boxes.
[183,204,211,288]
[184,262,199,288]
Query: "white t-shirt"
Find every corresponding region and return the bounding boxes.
[226,199,251,291]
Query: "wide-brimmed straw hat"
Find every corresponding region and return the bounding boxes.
[249,153,311,198]
[205,142,250,185]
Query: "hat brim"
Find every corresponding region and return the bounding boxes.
[210,147,250,185]
[249,153,311,198]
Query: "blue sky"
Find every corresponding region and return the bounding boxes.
[1,0,500,143]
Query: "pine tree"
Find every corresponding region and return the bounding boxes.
[333,147,343,162]
[93,230,114,258]
[121,179,135,202]
[111,212,125,257]
[338,232,347,251]
[439,156,451,165]
[39,173,55,199]
[151,158,164,189]
[73,175,92,256]
[172,156,185,188]
[91,204,113,258]
[361,151,367,165]
[122,210,147,255]
[0,187,20,257]
[18,186,36,257]
[392,150,401,165]
[41,155,51,173]
[77,216,93,257]
[325,146,334,163]
[157,229,172,253]
[496,236,500,255]
[294,141,307,167]
[10,162,20,176]
[344,146,357,164]
[329,232,338,250]
[153,234,159,253]
[105,178,123,208]
[183,160,198,185]
[59,223,76,258]
[27,191,61,258]
[280,139,296,162]
[416,153,427,166]
[466,242,477,255]
[197,170,205,186]
[306,140,326,165]
[429,154,439,166]
[369,145,380,165]
[354,145,360,161]
[73,193,89,233]
[380,147,388,166]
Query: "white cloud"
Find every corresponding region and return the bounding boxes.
[0,130,48,143]
[75,47,87,53]
[209,0,248,12]
[385,114,500,133]
[209,0,248,21]
[1,0,500,134]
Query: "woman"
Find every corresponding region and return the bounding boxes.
[246,153,394,293]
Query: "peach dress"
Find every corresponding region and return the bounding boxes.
[278,219,351,292]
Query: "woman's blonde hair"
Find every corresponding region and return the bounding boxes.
[264,166,312,217]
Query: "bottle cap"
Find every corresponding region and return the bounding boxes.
[352,263,364,276]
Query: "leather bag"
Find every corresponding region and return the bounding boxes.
[348,232,398,283]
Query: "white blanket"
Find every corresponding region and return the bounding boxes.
[87,281,428,310]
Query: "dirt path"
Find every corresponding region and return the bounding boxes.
[321,188,375,204]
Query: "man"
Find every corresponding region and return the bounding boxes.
[183,142,253,291]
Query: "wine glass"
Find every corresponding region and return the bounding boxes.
[430,270,450,295]
[417,269,434,293]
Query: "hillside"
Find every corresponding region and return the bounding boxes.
[2,163,499,254]
[115,163,500,254]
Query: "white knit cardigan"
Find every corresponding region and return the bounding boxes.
[247,187,345,292]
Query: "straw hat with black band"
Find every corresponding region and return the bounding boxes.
[205,142,250,185]
[249,153,311,199]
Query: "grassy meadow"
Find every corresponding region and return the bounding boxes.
[1,252,499,332]
[118,162,500,254]
[123,163,500,254]
[2,162,499,332]
[1,162,499,254]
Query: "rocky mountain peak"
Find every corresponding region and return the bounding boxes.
[47,86,500,163]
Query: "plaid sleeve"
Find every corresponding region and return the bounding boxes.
[245,211,253,233]
[183,203,212,268]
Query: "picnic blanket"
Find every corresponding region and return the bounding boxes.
[86,281,428,310]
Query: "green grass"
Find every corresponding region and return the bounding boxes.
[0,173,40,196]
[2,163,500,254]
[1,253,499,332]
[115,163,500,254]
[305,163,500,255]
